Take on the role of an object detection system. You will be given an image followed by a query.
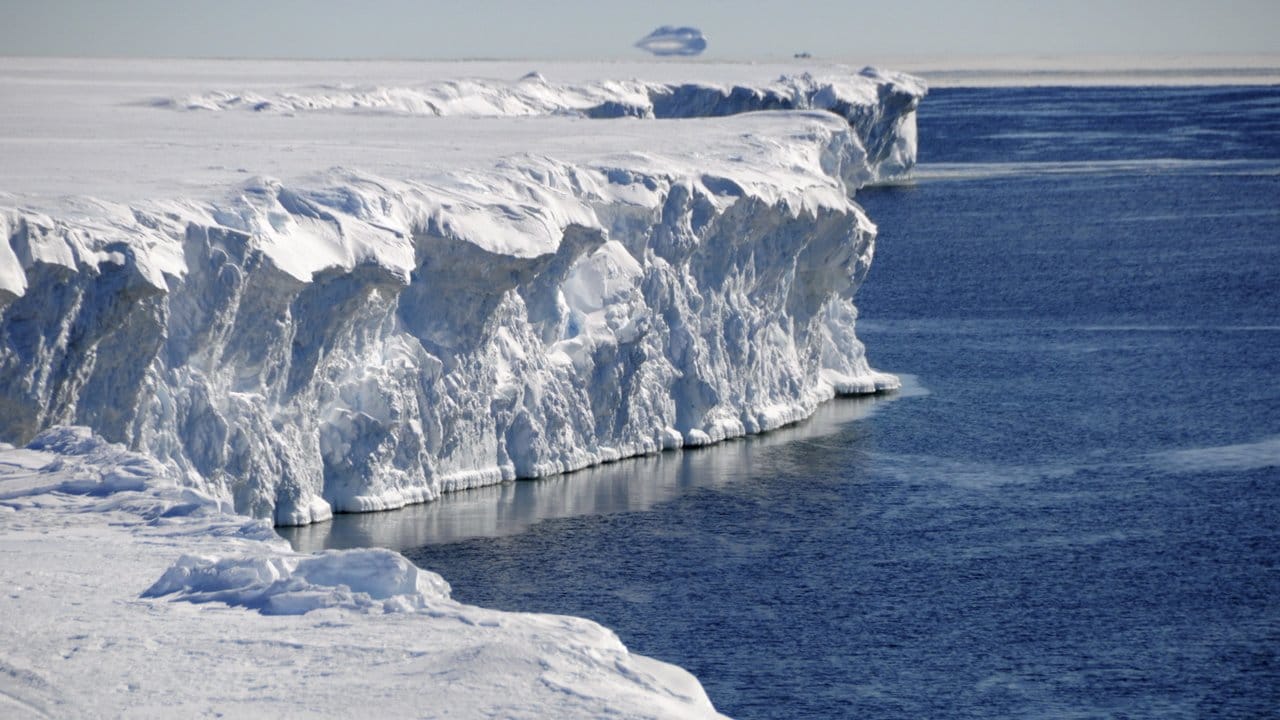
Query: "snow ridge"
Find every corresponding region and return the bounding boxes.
[157,67,920,117]
[151,68,922,184]
[143,547,452,615]
[0,70,923,526]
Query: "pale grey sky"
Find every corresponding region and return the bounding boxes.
[1,0,1277,61]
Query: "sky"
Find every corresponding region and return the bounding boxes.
[1,0,1277,62]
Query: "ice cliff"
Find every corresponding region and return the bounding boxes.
[0,66,924,525]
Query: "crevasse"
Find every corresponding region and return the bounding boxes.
[0,69,924,525]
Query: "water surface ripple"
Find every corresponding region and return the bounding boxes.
[281,85,1280,719]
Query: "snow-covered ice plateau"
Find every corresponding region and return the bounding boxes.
[0,58,921,717]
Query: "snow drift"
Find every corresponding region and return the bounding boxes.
[0,64,924,526]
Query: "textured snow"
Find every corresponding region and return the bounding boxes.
[0,428,724,718]
[0,59,922,527]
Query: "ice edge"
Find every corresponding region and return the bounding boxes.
[0,69,924,527]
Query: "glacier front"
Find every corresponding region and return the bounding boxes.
[0,59,924,526]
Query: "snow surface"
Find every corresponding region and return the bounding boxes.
[0,428,724,718]
[0,59,922,526]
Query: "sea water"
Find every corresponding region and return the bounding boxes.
[279,85,1280,719]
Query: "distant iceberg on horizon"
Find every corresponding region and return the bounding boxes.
[635,26,708,56]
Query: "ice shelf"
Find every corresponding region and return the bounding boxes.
[0,59,924,525]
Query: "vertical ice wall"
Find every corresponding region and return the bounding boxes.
[0,71,923,525]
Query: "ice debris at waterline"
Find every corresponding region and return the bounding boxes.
[634,26,709,57]
[0,60,924,526]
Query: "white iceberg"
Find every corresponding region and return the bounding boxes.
[635,26,709,56]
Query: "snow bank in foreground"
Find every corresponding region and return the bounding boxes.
[0,428,725,718]
[0,65,922,525]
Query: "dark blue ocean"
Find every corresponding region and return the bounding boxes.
[281,85,1280,719]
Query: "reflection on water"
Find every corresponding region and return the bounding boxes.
[278,377,924,553]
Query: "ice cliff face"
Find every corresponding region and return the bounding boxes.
[0,68,923,525]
